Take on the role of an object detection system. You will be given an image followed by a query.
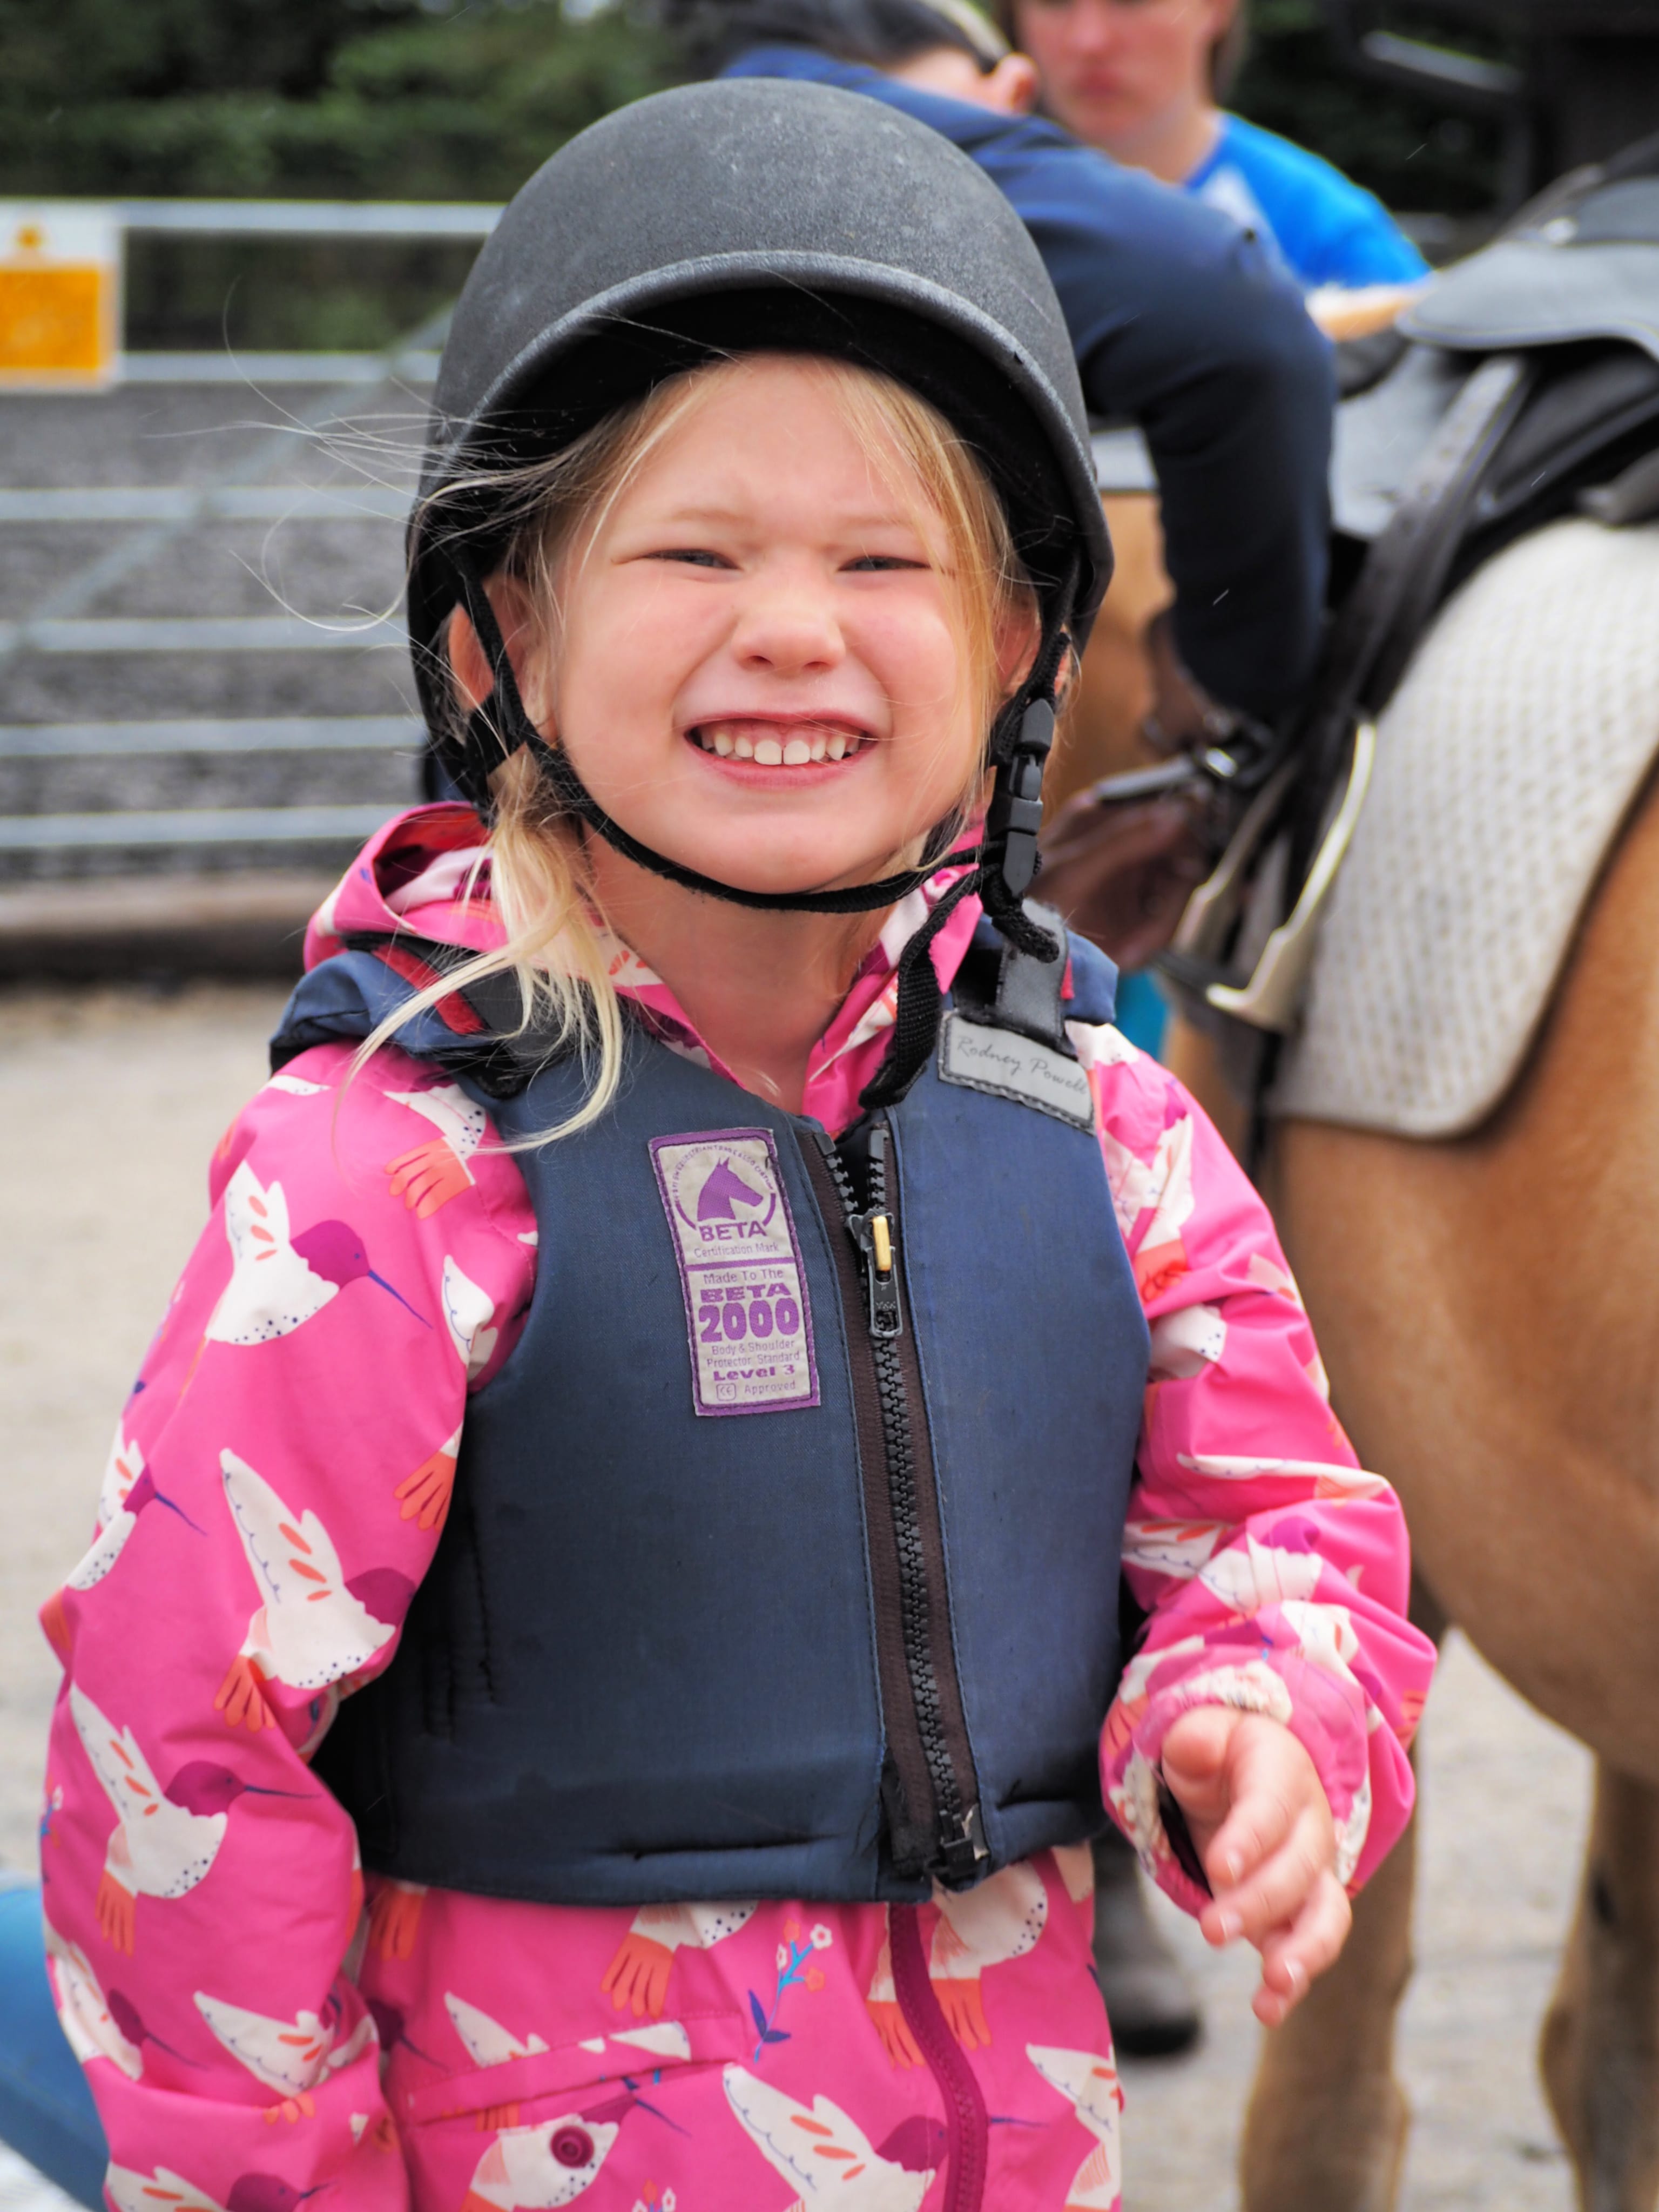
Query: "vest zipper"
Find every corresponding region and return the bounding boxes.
[809,1122,989,1891]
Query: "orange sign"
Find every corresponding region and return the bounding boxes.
[0,206,122,389]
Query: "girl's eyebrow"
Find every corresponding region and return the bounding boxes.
[637,500,924,532]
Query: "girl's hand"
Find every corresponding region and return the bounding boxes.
[1159,1706,1353,2028]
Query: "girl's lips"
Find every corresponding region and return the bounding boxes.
[685,718,873,768]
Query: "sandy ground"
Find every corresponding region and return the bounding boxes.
[0,983,1594,2208]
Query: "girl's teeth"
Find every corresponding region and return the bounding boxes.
[696,723,867,763]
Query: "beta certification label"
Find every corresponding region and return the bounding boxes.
[650,1129,820,1418]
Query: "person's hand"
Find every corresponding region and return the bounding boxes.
[1159,1706,1352,2028]
[1036,784,1211,965]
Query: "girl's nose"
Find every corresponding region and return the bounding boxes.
[729,572,845,676]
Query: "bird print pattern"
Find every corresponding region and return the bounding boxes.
[40,805,1434,2210]
[215,1448,408,1732]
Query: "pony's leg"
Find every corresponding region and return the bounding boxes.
[1240,1797,1416,2212]
[1541,1761,1659,2212]
[1239,1579,1446,2212]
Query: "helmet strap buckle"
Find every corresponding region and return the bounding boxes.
[985,693,1056,904]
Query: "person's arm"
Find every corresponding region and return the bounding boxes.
[1071,1030,1433,1919]
[39,1043,535,2201]
[725,46,1336,719]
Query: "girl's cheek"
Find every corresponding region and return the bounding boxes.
[859,603,960,692]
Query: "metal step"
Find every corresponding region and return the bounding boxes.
[0,487,410,523]
[0,719,423,880]
[0,802,407,881]
[0,615,407,655]
[0,716,419,754]
[0,867,342,980]
[0,355,439,926]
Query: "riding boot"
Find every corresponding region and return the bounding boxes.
[1091,1823,1202,2058]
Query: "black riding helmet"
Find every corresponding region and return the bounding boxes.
[410,78,1111,1088]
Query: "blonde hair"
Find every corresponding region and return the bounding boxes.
[366,353,1035,1143]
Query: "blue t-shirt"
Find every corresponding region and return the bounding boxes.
[1187,113,1429,291]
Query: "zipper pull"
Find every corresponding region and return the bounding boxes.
[934,1803,990,1887]
[848,1208,902,1339]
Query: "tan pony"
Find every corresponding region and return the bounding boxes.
[1049,490,1659,2212]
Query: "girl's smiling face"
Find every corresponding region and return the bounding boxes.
[504,354,1033,900]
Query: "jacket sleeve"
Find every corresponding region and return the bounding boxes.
[722,46,1336,719]
[37,1042,536,2206]
[1075,1028,1435,1916]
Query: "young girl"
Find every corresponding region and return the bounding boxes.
[38,78,1433,2212]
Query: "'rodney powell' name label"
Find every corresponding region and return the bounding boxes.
[939,1012,1094,1128]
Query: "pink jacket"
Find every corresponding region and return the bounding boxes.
[40,805,1433,2212]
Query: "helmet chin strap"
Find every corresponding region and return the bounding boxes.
[438,549,1074,1098]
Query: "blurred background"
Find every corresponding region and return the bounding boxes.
[0,0,1519,361]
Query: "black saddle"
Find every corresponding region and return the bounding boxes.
[1329,133,1659,677]
[1155,131,1659,1123]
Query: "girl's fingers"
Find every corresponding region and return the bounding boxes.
[1201,1756,1298,1891]
[1253,1872,1352,2026]
[1199,1804,1332,1950]
[1165,1712,1321,1891]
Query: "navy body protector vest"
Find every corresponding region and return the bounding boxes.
[275,915,1150,1906]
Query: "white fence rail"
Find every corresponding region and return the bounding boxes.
[0,203,476,902]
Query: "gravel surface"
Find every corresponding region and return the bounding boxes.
[0,984,1594,2209]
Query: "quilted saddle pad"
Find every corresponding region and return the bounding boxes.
[1273,518,1659,1137]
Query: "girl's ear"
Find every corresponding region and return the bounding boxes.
[995,599,1044,697]
[447,574,547,725]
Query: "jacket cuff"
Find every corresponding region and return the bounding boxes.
[1103,1654,1381,1917]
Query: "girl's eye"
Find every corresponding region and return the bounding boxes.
[650,548,734,569]
[844,554,927,573]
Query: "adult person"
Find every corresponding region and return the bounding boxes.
[1000,0,1429,299]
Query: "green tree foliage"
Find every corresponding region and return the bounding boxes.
[0,0,1507,343]
[0,0,677,201]
[1,0,1508,212]
[1232,0,1506,217]
[0,0,680,345]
